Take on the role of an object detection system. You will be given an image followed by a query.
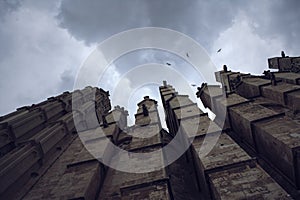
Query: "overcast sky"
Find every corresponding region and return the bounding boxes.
[1,0,300,125]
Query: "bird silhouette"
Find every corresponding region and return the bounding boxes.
[191,84,197,87]
[217,48,222,53]
[166,62,171,66]
[186,53,190,57]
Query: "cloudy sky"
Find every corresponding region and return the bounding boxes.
[1,0,299,125]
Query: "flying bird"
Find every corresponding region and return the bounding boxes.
[217,48,222,53]
[186,53,190,58]
[166,62,171,66]
[191,84,197,87]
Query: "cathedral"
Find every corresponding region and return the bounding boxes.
[0,54,299,199]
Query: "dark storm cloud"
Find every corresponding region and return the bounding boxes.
[57,0,243,49]
[57,0,300,53]
[140,0,243,49]
[57,0,150,45]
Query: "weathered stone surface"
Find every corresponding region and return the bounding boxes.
[275,72,300,85]
[128,132,161,151]
[229,102,280,147]
[53,91,72,112]
[161,88,176,96]
[77,101,100,129]
[209,164,292,200]
[168,95,195,110]
[252,96,288,113]
[201,62,300,197]
[0,143,41,199]
[261,82,300,107]
[128,125,162,150]
[136,104,157,115]
[192,132,253,199]
[173,104,203,120]
[104,107,128,130]
[21,136,104,200]
[36,100,65,120]
[253,116,300,188]
[135,111,159,126]
[99,144,168,199]
[51,161,102,200]
[192,132,252,172]
[161,85,286,199]
[268,57,280,69]
[0,109,46,141]
[214,71,237,92]
[198,85,223,111]
[0,86,112,200]
[98,95,175,200]
[279,57,293,71]
[72,90,85,109]
[179,116,221,138]
[121,181,171,200]
[79,125,117,142]
[235,77,271,98]
[71,110,88,132]
[286,90,300,111]
[213,93,250,129]
[54,112,76,133]
[99,168,169,200]
[28,122,67,155]
[268,56,300,72]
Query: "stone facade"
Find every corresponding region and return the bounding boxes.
[0,86,111,199]
[1,55,300,199]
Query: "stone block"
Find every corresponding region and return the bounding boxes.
[286,90,300,111]
[120,180,171,200]
[179,116,221,138]
[279,57,293,71]
[168,95,194,110]
[236,77,270,98]
[191,132,253,198]
[268,57,280,69]
[1,109,46,141]
[0,128,14,154]
[56,112,75,133]
[229,102,280,148]
[253,116,300,188]
[214,93,250,129]
[261,82,300,107]
[38,101,65,120]
[275,72,300,85]
[30,123,67,155]
[173,104,203,120]
[198,85,222,111]
[208,164,292,200]
[192,132,252,172]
